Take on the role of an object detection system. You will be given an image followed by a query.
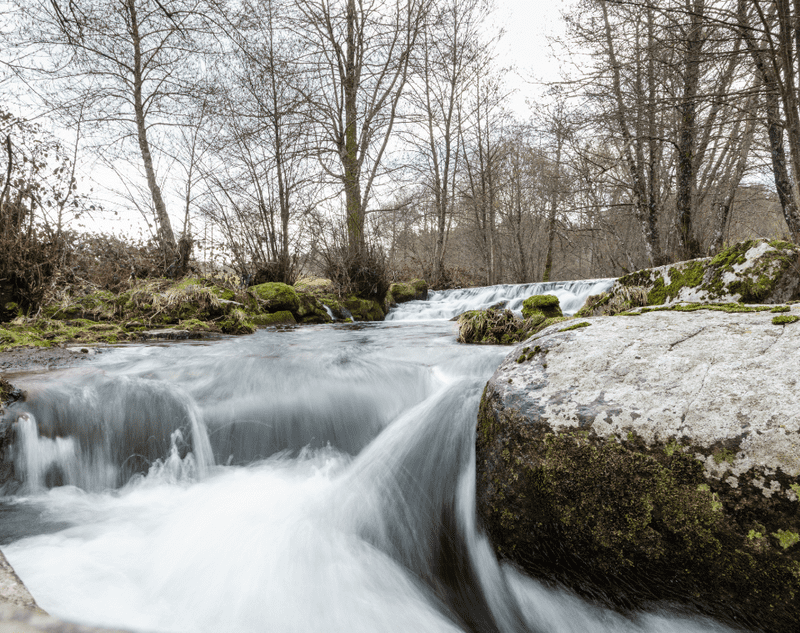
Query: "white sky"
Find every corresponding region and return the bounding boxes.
[497,0,571,114]
[2,0,573,242]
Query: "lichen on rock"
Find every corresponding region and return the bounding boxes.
[476,308,800,631]
[578,239,800,317]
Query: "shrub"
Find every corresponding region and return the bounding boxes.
[321,233,389,301]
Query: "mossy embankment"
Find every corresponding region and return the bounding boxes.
[578,239,800,318]
[0,274,413,352]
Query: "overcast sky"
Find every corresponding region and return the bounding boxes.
[497,0,571,114]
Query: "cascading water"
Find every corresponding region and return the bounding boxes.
[385,278,615,321]
[0,279,738,633]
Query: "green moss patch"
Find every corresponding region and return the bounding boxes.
[586,240,800,318]
[343,296,384,321]
[522,294,563,319]
[773,314,800,325]
[251,310,296,327]
[388,279,428,303]
[559,321,591,332]
[251,282,300,313]
[476,393,800,631]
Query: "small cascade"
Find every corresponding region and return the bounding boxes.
[14,413,81,492]
[322,304,336,320]
[386,278,615,321]
[2,374,214,491]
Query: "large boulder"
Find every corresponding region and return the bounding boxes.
[578,239,800,317]
[476,306,800,632]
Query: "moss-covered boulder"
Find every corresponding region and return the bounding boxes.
[295,292,332,324]
[383,279,428,313]
[343,296,384,321]
[477,308,800,632]
[251,282,301,314]
[578,239,800,317]
[457,307,568,345]
[251,310,296,327]
[522,294,563,319]
[389,279,428,303]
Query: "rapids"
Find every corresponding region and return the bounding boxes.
[0,279,738,633]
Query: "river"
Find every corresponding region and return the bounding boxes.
[0,280,736,633]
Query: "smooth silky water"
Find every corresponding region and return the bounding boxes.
[0,280,738,633]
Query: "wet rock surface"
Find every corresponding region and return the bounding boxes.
[0,347,102,373]
[477,307,800,632]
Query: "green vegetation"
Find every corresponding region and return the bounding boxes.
[646,260,706,305]
[522,294,562,319]
[773,314,800,325]
[607,240,800,310]
[251,282,301,313]
[457,306,569,345]
[0,274,399,350]
[774,529,800,550]
[476,398,800,632]
[387,279,428,304]
[559,321,591,332]
[575,285,649,317]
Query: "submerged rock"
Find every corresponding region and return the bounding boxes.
[476,307,800,632]
[577,239,800,317]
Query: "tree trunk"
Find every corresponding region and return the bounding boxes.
[676,0,704,259]
[600,0,662,266]
[343,0,364,255]
[128,0,177,267]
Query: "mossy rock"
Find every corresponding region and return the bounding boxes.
[458,308,569,346]
[522,294,563,319]
[458,308,527,345]
[251,310,297,327]
[294,277,335,294]
[219,309,257,334]
[478,309,800,631]
[587,240,800,317]
[295,290,331,322]
[388,279,428,303]
[251,282,301,313]
[477,397,800,632]
[343,296,384,321]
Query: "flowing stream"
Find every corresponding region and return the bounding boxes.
[0,279,738,633]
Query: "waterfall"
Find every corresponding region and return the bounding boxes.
[386,278,615,321]
[0,280,739,633]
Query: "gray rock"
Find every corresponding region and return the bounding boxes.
[477,307,800,631]
[0,551,130,632]
[0,550,44,614]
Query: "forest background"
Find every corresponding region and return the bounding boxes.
[1,0,800,310]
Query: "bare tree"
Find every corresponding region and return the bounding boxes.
[9,0,210,269]
[462,63,508,285]
[406,0,490,284]
[737,0,800,242]
[292,0,425,254]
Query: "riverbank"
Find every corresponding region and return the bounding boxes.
[0,277,429,364]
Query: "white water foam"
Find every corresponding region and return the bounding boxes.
[386,279,615,321]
